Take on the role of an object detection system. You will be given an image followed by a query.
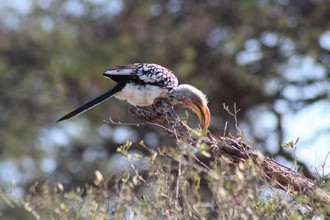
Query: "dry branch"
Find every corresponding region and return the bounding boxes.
[130,101,330,216]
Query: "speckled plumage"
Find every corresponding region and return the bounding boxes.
[57,63,210,129]
[104,63,178,89]
[57,63,179,121]
[103,63,179,106]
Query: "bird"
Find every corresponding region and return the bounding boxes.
[167,84,210,129]
[57,63,211,129]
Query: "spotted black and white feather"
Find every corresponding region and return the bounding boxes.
[104,63,178,89]
[57,63,179,122]
[103,63,178,107]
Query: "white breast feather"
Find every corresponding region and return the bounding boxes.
[114,84,167,106]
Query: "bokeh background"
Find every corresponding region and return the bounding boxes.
[1,0,329,202]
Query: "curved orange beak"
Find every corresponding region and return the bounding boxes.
[190,103,211,129]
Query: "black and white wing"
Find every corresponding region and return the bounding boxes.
[103,63,178,90]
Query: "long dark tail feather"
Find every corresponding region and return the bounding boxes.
[56,83,126,122]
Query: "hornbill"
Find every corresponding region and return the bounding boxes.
[57,63,210,129]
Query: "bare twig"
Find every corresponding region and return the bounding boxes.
[104,116,144,127]
[223,103,241,134]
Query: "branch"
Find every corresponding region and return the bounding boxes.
[130,101,330,216]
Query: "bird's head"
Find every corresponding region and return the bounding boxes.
[169,84,211,129]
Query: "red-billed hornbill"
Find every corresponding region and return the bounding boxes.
[57,63,210,129]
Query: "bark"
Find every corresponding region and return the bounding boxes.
[130,101,330,216]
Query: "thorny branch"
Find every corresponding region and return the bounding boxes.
[130,101,330,216]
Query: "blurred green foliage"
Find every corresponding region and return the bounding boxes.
[0,0,330,218]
